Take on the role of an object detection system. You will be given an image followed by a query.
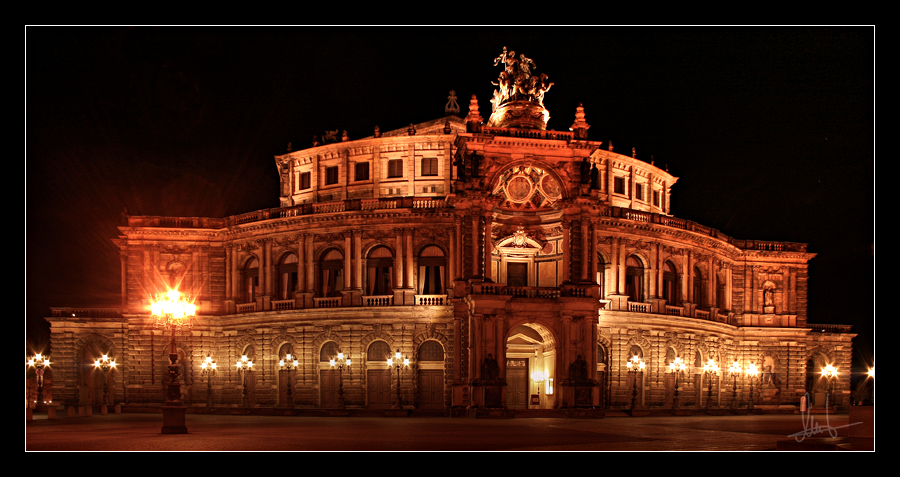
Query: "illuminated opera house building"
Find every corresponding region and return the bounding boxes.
[48,48,854,415]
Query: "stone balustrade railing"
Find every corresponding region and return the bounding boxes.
[236,302,256,313]
[272,299,295,311]
[50,307,122,318]
[314,297,341,308]
[363,295,393,307]
[125,204,808,254]
[415,295,446,305]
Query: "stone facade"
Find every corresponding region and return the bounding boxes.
[46,50,854,413]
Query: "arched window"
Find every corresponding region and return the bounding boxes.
[418,245,446,295]
[278,253,299,300]
[320,342,339,362]
[418,340,444,362]
[242,258,259,303]
[366,246,394,296]
[367,341,391,363]
[693,266,704,309]
[626,256,644,303]
[662,261,679,306]
[319,249,344,297]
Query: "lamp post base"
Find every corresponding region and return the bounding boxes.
[161,406,188,434]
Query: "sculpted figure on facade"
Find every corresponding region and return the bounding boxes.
[491,47,551,107]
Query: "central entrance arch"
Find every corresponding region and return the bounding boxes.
[505,322,557,409]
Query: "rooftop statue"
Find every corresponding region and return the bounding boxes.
[490,47,553,111]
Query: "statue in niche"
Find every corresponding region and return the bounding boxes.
[764,287,774,307]
[482,354,499,383]
[580,158,591,184]
[470,151,480,177]
[569,355,588,382]
[453,153,466,181]
[590,162,599,189]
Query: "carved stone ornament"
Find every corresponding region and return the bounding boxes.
[487,47,554,130]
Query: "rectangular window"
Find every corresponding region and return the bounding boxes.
[653,190,660,207]
[614,177,625,195]
[388,159,403,178]
[635,183,643,201]
[421,157,438,176]
[325,166,339,185]
[300,172,311,190]
[355,162,369,181]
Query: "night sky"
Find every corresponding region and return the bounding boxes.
[26,27,873,374]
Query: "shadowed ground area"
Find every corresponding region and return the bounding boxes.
[25,412,869,451]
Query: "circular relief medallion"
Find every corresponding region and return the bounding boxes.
[506,175,533,202]
[539,174,561,199]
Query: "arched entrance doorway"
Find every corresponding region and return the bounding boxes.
[366,341,392,409]
[416,340,445,409]
[506,323,556,409]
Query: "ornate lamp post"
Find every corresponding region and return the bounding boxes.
[746,362,759,410]
[150,289,195,434]
[626,355,645,411]
[26,353,51,411]
[702,358,719,410]
[93,354,117,410]
[668,356,686,411]
[235,355,254,408]
[822,364,838,410]
[200,354,217,408]
[329,350,350,409]
[728,361,741,409]
[279,353,299,409]
[387,350,409,409]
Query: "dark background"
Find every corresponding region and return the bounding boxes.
[26,27,873,377]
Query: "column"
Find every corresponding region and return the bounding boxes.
[395,229,404,289]
[484,214,493,282]
[562,220,571,284]
[225,246,233,300]
[344,233,352,290]
[264,240,272,297]
[305,235,315,293]
[581,219,589,281]
[617,239,626,297]
[297,235,305,293]
[354,231,363,290]
[472,214,480,277]
[448,225,457,285]
[726,264,733,311]
[590,221,599,284]
[405,229,414,290]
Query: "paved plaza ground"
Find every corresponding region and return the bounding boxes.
[25,410,874,451]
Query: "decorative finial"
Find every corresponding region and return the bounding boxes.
[408,123,417,136]
[608,141,614,152]
[466,94,484,133]
[342,130,349,142]
[445,90,460,115]
[570,102,590,140]
[651,155,655,166]
[444,120,452,134]
[287,142,292,153]
[374,125,381,138]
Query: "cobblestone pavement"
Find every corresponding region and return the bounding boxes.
[26,412,866,451]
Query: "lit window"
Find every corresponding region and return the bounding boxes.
[299,172,311,190]
[421,157,438,176]
[355,162,369,181]
[614,177,626,195]
[388,159,403,178]
[325,166,339,185]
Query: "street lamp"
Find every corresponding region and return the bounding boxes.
[330,350,350,409]
[626,355,645,411]
[702,358,719,410]
[235,355,254,407]
[387,350,409,409]
[822,364,838,410]
[200,354,217,408]
[279,353,299,409]
[746,363,759,410]
[93,354,116,410]
[728,361,741,409]
[150,289,195,434]
[26,353,51,411]
[668,356,686,411]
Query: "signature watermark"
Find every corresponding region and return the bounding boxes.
[788,393,862,442]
